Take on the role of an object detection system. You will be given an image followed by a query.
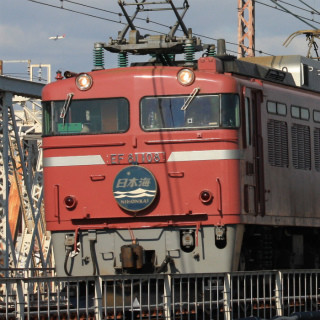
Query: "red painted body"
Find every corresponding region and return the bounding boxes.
[42,59,241,232]
[41,54,320,275]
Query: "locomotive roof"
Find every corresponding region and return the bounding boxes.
[131,54,320,92]
[220,55,296,88]
[222,54,320,93]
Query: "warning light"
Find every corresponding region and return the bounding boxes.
[64,195,77,210]
[199,190,213,204]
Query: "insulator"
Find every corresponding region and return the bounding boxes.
[184,41,195,64]
[118,52,128,68]
[207,45,216,57]
[93,43,104,70]
[217,39,227,56]
[168,54,175,63]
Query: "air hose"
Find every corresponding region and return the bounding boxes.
[156,255,173,273]
[89,239,99,276]
[64,248,72,276]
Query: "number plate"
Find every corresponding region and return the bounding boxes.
[107,152,166,165]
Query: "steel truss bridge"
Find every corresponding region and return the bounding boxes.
[0,75,52,273]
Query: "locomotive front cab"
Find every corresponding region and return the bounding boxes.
[42,60,244,276]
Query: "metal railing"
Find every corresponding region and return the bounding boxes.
[1,269,320,319]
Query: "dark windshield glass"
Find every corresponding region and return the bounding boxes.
[43,98,129,136]
[140,94,239,131]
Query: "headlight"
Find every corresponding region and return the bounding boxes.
[76,73,93,91]
[177,68,195,86]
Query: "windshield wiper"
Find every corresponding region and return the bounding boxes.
[60,93,74,124]
[181,87,200,111]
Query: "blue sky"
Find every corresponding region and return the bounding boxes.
[1,0,320,82]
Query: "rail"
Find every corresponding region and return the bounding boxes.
[1,269,320,320]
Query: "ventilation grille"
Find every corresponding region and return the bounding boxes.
[292,124,311,170]
[267,120,288,167]
[265,69,286,82]
[314,128,320,171]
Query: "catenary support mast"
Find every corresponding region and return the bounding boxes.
[238,0,255,57]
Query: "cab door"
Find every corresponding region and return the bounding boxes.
[242,87,265,216]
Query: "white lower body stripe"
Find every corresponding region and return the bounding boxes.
[167,150,241,162]
[43,150,240,167]
[43,155,105,167]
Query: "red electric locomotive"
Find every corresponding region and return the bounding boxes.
[42,2,320,276]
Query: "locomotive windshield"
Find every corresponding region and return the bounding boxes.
[140,94,239,131]
[42,98,129,136]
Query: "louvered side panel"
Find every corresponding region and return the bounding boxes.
[314,128,320,171]
[267,119,288,167]
[292,124,311,170]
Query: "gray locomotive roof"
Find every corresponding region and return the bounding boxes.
[223,55,320,92]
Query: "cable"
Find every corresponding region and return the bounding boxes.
[58,0,320,32]
[63,0,172,30]
[89,240,99,276]
[27,0,314,58]
[64,248,72,276]
[276,0,319,15]
[256,0,320,27]
[28,0,129,25]
[63,0,123,16]
[268,0,317,28]
[27,0,171,35]
[27,0,224,54]
[298,0,320,15]
[27,0,274,55]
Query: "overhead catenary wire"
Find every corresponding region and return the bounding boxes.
[27,0,174,34]
[27,0,320,57]
[28,0,139,27]
[268,0,317,29]
[256,0,320,27]
[58,0,320,27]
[27,0,275,57]
[273,0,320,15]
[298,0,320,15]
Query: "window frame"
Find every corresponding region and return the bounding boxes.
[42,97,130,136]
[313,110,320,123]
[139,93,240,132]
[266,100,287,116]
[290,105,310,121]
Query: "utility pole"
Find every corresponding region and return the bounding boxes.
[30,64,51,83]
[238,0,255,57]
